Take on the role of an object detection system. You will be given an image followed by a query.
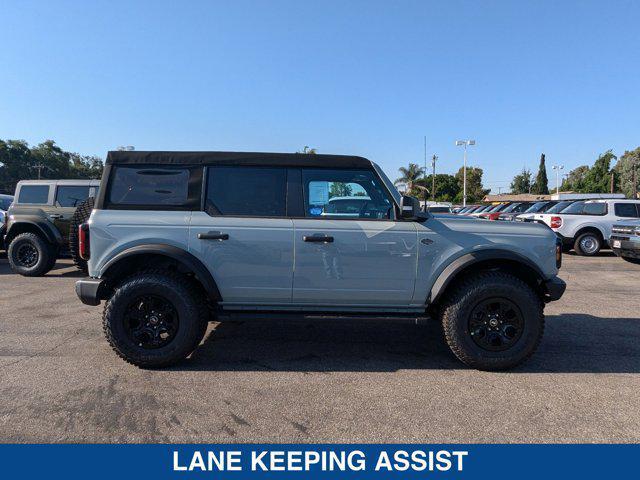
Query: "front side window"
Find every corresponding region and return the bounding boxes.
[205,166,286,217]
[108,167,190,206]
[0,196,13,210]
[614,203,639,218]
[18,185,49,204]
[56,186,90,207]
[302,169,393,219]
[548,201,573,213]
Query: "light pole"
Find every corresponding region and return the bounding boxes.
[455,140,476,206]
[552,165,564,195]
[431,154,437,201]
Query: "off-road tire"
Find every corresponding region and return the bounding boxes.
[7,232,56,277]
[103,271,209,368]
[69,196,95,274]
[621,256,640,265]
[573,231,602,256]
[439,271,544,371]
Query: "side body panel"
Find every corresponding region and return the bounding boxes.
[292,219,418,306]
[87,210,192,278]
[189,213,294,305]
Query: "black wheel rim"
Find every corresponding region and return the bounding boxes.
[16,243,38,267]
[468,298,524,351]
[124,295,179,349]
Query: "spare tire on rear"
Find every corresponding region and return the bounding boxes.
[69,196,95,274]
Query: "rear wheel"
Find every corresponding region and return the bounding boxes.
[103,271,209,368]
[7,232,56,276]
[69,197,95,274]
[574,231,602,256]
[439,271,544,371]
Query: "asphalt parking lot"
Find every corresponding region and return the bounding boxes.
[0,253,639,443]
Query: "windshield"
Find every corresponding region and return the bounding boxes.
[488,204,507,213]
[501,203,521,213]
[560,201,586,214]
[0,197,13,210]
[547,201,574,213]
[428,206,451,213]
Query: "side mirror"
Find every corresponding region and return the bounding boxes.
[400,195,420,219]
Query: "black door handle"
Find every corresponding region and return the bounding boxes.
[303,235,334,243]
[198,231,229,240]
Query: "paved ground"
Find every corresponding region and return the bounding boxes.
[0,252,639,443]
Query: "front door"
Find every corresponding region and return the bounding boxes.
[189,166,294,307]
[50,184,93,243]
[292,168,418,307]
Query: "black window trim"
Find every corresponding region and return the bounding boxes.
[103,164,202,211]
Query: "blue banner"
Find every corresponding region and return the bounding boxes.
[0,444,637,479]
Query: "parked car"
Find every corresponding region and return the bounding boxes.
[468,205,494,217]
[0,194,14,247]
[4,180,99,275]
[610,219,640,265]
[455,205,479,215]
[537,199,640,255]
[425,202,453,215]
[515,200,576,223]
[76,150,565,371]
[500,201,559,222]
[478,203,515,220]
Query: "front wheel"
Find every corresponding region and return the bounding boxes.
[103,271,209,368]
[439,271,544,371]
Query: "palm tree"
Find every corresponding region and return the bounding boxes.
[395,163,427,196]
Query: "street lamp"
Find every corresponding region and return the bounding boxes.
[455,139,476,206]
[552,165,564,195]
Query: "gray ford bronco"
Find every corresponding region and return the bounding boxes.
[5,180,99,276]
[76,151,566,370]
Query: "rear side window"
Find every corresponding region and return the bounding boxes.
[205,166,286,217]
[56,186,90,207]
[108,167,190,206]
[582,203,607,215]
[18,185,49,204]
[614,203,640,217]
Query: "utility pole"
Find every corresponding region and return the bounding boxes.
[34,164,45,179]
[431,155,437,201]
[552,165,564,195]
[610,172,615,194]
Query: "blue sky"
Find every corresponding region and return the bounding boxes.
[1,0,639,193]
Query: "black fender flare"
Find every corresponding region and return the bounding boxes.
[101,244,222,301]
[428,249,545,305]
[6,218,63,246]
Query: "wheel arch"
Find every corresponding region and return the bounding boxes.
[5,219,61,246]
[573,225,605,241]
[100,244,222,302]
[428,249,547,306]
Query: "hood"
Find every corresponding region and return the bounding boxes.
[431,215,554,238]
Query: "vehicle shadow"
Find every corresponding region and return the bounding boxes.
[0,259,84,277]
[179,313,640,374]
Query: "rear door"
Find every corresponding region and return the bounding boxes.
[292,168,418,308]
[189,165,294,307]
[52,184,92,242]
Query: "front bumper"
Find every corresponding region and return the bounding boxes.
[610,235,640,259]
[75,277,105,306]
[543,276,566,302]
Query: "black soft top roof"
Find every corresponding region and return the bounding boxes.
[106,151,373,169]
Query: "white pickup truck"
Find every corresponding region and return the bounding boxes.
[535,199,640,255]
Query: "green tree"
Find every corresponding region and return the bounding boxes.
[560,165,590,192]
[394,163,426,196]
[0,140,34,193]
[531,153,549,195]
[415,174,460,202]
[329,182,353,198]
[510,167,532,194]
[582,150,616,193]
[614,147,640,198]
[454,166,490,203]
